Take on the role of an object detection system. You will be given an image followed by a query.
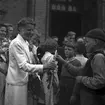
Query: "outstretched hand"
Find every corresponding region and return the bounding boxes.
[56,54,65,64]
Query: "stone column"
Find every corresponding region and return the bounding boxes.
[35,0,49,42]
[102,0,105,29]
[45,0,50,39]
[98,0,105,29]
[27,0,36,18]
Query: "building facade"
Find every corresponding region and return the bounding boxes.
[0,0,105,44]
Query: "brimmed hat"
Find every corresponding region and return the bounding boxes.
[85,28,105,42]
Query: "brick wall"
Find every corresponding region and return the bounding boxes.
[0,0,48,42]
[0,0,27,25]
[35,0,47,42]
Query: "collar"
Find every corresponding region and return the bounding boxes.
[76,54,84,58]
[17,34,28,45]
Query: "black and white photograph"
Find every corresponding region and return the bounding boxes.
[0,0,105,105]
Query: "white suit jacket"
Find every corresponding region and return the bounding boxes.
[6,34,43,85]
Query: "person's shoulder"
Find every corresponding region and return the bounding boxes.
[9,37,22,49]
[94,53,105,59]
[75,55,88,66]
[10,38,19,45]
[74,58,81,63]
[92,53,105,65]
[71,58,81,67]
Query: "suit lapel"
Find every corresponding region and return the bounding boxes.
[24,42,32,63]
[17,34,32,63]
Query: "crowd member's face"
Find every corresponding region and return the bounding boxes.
[31,39,39,47]
[64,46,75,58]
[71,34,75,39]
[67,35,75,43]
[63,37,68,44]
[21,24,35,41]
[8,26,13,36]
[0,26,6,39]
[85,37,96,54]
[54,38,58,42]
[70,34,75,39]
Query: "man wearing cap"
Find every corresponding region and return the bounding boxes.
[56,28,105,105]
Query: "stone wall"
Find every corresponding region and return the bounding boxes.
[0,0,48,42]
[0,0,104,42]
[35,0,48,42]
[0,0,27,25]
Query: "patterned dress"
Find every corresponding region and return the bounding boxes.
[41,52,59,105]
[0,38,9,105]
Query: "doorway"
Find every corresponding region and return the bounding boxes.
[50,11,82,46]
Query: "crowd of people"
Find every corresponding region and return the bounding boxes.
[0,17,105,105]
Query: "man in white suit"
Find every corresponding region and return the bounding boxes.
[4,17,57,105]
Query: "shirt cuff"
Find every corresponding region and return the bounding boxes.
[32,65,43,73]
[81,76,85,83]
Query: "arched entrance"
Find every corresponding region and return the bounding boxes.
[49,0,84,46]
[50,11,82,45]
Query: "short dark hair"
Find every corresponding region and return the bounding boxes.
[42,38,58,52]
[67,31,76,37]
[75,41,86,54]
[4,23,13,28]
[51,36,58,39]
[0,23,7,29]
[64,41,75,49]
[17,17,36,30]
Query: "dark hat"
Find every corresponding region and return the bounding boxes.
[85,28,105,42]
[67,31,76,37]
[64,41,75,49]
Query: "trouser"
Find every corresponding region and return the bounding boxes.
[5,83,27,105]
[80,89,105,105]
[58,77,75,105]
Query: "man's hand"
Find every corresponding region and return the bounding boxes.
[43,61,57,72]
[76,76,83,83]
[56,55,65,64]
[70,95,79,105]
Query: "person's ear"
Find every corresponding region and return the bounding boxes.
[94,39,98,44]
